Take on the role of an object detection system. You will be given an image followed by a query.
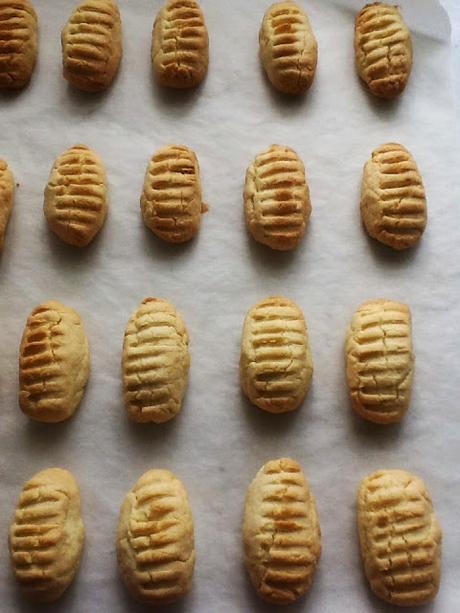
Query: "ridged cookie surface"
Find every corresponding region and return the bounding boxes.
[346,299,413,424]
[244,145,311,250]
[358,469,442,606]
[9,468,85,603]
[243,458,321,604]
[141,145,207,243]
[361,143,427,250]
[122,298,190,423]
[117,469,195,604]
[355,3,412,99]
[259,2,317,94]
[240,296,313,413]
[0,159,14,249]
[0,0,37,89]
[152,0,208,88]
[62,0,122,92]
[44,144,108,247]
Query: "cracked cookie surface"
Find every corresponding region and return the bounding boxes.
[0,0,37,89]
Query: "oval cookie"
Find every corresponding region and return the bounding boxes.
[240,296,313,413]
[0,0,37,89]
[44,144,108,247]
[19,300,90,423]
[361,143,427,250]
[62,0,122,92]
[355,3,412,99]
[152,0,209,88]
[244,145,311,250]
[122,298,190,423]
[117,469,195,604]
[141,145,207,243]
[259,2,317,94]
[358,469,442,606]
[9,468,85,603]
[243,458,321,605]
[346,299,414,424]
[0,159,14,249]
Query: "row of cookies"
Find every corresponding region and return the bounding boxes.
[9,461,442,606]
[0,0,412,98]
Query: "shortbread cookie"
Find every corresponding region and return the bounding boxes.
[44,144,108,247]
[122,298,190,423]
[358,469,442,606]
[355,3,412,99]
[243,458,321,605]
[62,0,122,92]
[117,469,195,604]
[152,0,208,88]
[9,468,85,602]
[259,2,317,94]
[0,0,37,89]
[240,296,313,413]
[19,301,90,423]
[244,145,311,250]
[141,145,207,243]
[346,299,413,424]
[0,159,14,249]
[361,143,427,250]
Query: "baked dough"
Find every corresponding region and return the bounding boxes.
[0,159,14,249]
[62,0,122,92]
[240,296,313,413]
[346,299,414,424]
[117,469,195,604]
[44,144,108,247]
[259,2,317,94]
[152,0,209,88]
[355,3,412,99]
[243,458,321,604]
[361,143,427,250]
[358,469,442,606]
[0,0,37,89]
[9,468,85,602]
[19,300,90,423]
[141,145,207,243]
[122,298,190,423]
[244,144,311,250]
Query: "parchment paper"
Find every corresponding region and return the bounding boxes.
[0,1,458,611]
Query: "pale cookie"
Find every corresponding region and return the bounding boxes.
[62,0,122,92]
[361,143,427,250]
[346,299,414,424]
[355,3,412,99]
[152,0,209,88]
[244,145,311,250]
[243,458,321,605]
[122,298,190,423]
[358,469,442,606]
[0,159,14,249]
[0,0,37,89]
[117,469,195,604]
[44,144,108,247]
[240,296,313,413]
[9,468,85,603]
[259,2,317,94]
[141,145,207,243]
[19,300,90,423]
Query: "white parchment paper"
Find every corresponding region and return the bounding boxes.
[0,1,458,611]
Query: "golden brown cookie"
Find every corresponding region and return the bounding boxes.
[358,469,442,606]
[19,300,90,423]
[243,458,321,605]
[0,159,14,249]
[355,3,412,99]
[117,469,195,604]
[62,0,122,92]
[9,468,85,602]
[44,144,108,247]
[0,0,37,89]
[152,0,209,88]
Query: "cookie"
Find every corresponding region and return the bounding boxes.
[0,159,14,249]
[358,469,442,606]
[0,0,37,89]
[19,301,90,423]
[117,469,195,604]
